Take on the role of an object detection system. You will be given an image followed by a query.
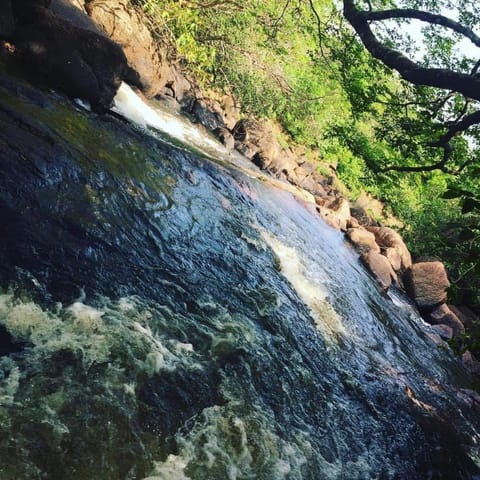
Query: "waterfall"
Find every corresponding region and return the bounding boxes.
[0,71,479,479]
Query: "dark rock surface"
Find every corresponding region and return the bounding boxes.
[1,0,139,112]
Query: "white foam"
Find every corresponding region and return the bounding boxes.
[143,455,190,480]
[261,231,346,337]
[112,83,228,159]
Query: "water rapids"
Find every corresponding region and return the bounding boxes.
[0,72,479,479]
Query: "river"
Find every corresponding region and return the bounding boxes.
[0,69,479,479]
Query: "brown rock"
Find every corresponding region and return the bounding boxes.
[297,174,329,198]
[346,227,380,253]
[192,98,225,130]
[219,95,240,130]
[233,118,280,166]
[366,226,412,271]
[292,165,312,184]
[428,304,465,336]
[166,68,191,101]
[86,0,173,97]
[430,324,453,340]
[360,250,397,290]
[403,261,450,310]
[346,217,360,229]
[317,206,344,230]
[270,152,301,181]
[213,127,234,151]
[384,247,402,272]
[326,197,350,231]
[350,206,377,227]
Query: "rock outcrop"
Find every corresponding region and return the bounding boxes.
[346,227,380,253]
[1,0,139,112]
[365,226,412,272]
[233,118,280,167]
[82,0,182,99]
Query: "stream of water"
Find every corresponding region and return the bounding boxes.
[0,74,479,479]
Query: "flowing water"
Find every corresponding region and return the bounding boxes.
[0,71,479,480]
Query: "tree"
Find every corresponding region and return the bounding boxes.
[341,0,480,174]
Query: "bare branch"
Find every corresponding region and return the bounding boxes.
[365,9,480,48]
[381,143,453,173]
[271,0,291,36]
[429,110,480,146]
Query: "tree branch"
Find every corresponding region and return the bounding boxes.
[429,110,480,146]
[343,0,480,101]
[380,109,480,173]
[365,9,480,48]
[380,144,453,173]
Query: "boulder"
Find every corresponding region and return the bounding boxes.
[233,118,280,166]
[346,217,361,229]
[218,94,240,130]
[366,226,412,271]
[430,324,453,340]
[192,97,226,131]
[355,192,385,221]
[326,197,350,231]
[5,3,137,112]
[293,165,313,184]
[165,68,191,101]
[427,304,465,336]
[404,261,450,311]
[346,227,380,253]
[317,205,345,231]
[85,0,173,98]
[350,206,377,227]
[213,127,234,151]
[360,250,397,290]
[155,94,182,112]
[384,247,402,272]
[266,149,299,181]
[297,173,329,198]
